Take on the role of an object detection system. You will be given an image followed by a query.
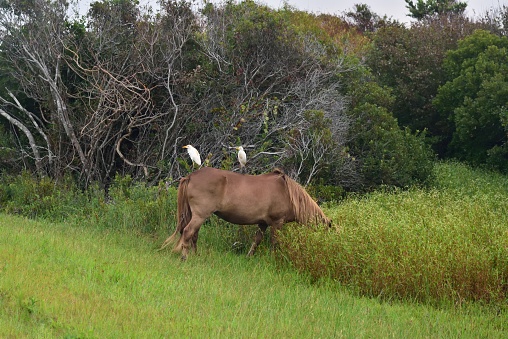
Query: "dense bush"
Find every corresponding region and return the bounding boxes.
[345,75,436,190]
[366,15,481,156]
[435,30,508,172]
[85,175,178,235]
[0,0,441,193]
[0,172,90,220]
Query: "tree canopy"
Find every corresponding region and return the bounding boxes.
[435,30,508,171]
[1,0,506,194]
[405,0,467,19]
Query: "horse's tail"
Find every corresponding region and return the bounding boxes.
[159,176,191,251]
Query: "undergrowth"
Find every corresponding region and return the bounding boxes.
[0,172,177,237]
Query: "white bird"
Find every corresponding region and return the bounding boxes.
[183,145,201,167]
[236,146,247,171]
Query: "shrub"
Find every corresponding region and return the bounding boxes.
[344,71,436,191]
[306,184,345,203]
[348,101,436,190]
[0,172,89,220]
[434,30,508,170]
[0,172,179,236]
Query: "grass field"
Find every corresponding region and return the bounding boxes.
[0,213,507,338]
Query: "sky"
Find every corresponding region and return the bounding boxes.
[257,0,507,23]
[76,0,508,23]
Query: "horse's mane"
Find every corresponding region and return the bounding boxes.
[274,169,327,225]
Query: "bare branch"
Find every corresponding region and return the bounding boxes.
[0,107,44,176]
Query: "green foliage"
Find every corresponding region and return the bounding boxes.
[367,17,480,155]
[435,30,508,171]
[0,0,439,190]
[306,184,345,203]
[0,172,178,235]
[405,0,467,19]
[90,176,177,235]
[2,0,503,194]
[359,123,435,188]
[0,172,89,220]
[346,75,436,190]
[195,1,357,184]
[433,160,508,195]
[284,10,370,57]
[203,0,306,92]
[344,3,381,33]
[277,162,508,307]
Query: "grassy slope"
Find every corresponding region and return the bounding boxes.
[0,214,506,338]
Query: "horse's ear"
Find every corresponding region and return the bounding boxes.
[272,168,285,175]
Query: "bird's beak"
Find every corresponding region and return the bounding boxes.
[182,146,188,149]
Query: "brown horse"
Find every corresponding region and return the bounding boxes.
[160,167,331,260]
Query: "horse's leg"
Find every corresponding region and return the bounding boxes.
[247,223,268,257]
[191,229,199,253]
[176,216,205,261]
[269,221,283,250]
[178,222,201,253]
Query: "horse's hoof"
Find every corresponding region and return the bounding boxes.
[180,255,187,262]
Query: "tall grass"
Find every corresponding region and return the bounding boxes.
[277,162,508,307]
[0,172,178,236]
[0,172,90,220]
[82,176,178,235]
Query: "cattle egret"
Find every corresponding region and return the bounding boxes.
[236,146,247,170]
[183,145,201,167]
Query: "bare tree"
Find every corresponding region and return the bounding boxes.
[196,2,351,184]
[0,90,53,176]
[65,0,199,183]
[0,0,89,180]
[0,0,201,184]
[0,0,355,187]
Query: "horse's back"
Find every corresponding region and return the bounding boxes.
[185,167,291,224]
[187,167,286,202]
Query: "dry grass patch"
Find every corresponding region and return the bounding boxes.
[278,162,508,307]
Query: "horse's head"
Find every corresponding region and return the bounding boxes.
[315,213,332,228]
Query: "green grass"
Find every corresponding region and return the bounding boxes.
[1,214,507,337]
